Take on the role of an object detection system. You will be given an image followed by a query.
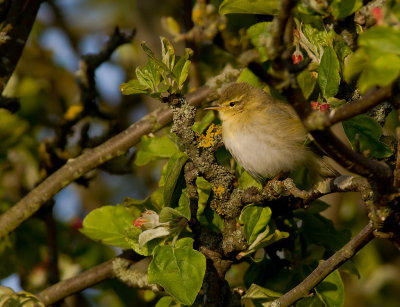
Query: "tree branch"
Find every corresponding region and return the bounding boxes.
[287,86,393,187]
[305,85,393,130]
[0,86,215,239]
[36,251,142,306]
[37,259,114,306]
[271,223,375,307]
[0,0,43,93]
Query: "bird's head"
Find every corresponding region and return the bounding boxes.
[205,83,264,121]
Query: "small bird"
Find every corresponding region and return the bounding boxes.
[206,82,324,182]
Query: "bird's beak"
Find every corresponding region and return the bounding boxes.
[204,105,222,111]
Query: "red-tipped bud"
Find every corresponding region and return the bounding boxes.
[371,7,383,25]
[319,103,330,112]
[311,102,320,110]
[292,50,303,64]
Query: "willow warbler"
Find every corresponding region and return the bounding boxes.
[207,82,323,181]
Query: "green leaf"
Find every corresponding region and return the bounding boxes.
[318,46,340,98]
[301,23,331,59]
[331,0,362,19]
[247,22,271,61]
[175,237,194,249]
[359,26,400,55]
[161,152,188,207]
[343,115,392,159]
[357,54,400,93]
[242,284,281,300]
[80,205,133,249]
[148,240,206,305]
[240,205,272,244]
[155,296,175,307]
[297,70,317,99]
[125,226,162,256]
[176,189,191,220]
[316,270,344,307]
[219,0,279,15]
[192,111,215,133]
[237,68,264,88]
[161,37,175,70]
[238,169,262,189]
[135,134,180,166]
[173,48,193,89]
[343,49,368,82]
[141,41,175,81]
[120,79,150,95]
[294,209,350,253]
[136,60,160,91]
[138,226,172,247]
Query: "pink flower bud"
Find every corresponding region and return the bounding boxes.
[319,103,330,112]
[292,50,303,64]
[311,102,320,110]
[371,7,383,25]
[133,210,160,229]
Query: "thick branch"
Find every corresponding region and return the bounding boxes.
[0,0,43,93]
[271,223,375,307]
[37,251,142,306]
[0,86,215,239]
[37,259,114,306]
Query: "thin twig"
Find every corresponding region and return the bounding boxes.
[0,86,215,239]
[271,223,375,307]
[268,0,296,63]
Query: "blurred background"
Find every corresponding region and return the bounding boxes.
[0,0,399,306]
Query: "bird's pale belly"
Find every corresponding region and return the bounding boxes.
[223,128,307,179]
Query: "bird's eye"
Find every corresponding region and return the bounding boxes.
[229,101,236,107]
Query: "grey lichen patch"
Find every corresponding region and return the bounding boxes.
[112,257,161,291]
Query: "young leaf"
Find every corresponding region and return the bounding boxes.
[125,226,162,256]
[148,240,206,305]
[318,46,340,98]
[141,42,175,81]
[219,0,279,15]
[80,205,133,249]
[161,37,175,70]
[138,226,171,247]
[297,70,317,100]
[240,205,272,244]
[135,134,180,166]
[120,79,150,95]
[342,115,392,159]
[173,48,193,89]
[136,60,160,91]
